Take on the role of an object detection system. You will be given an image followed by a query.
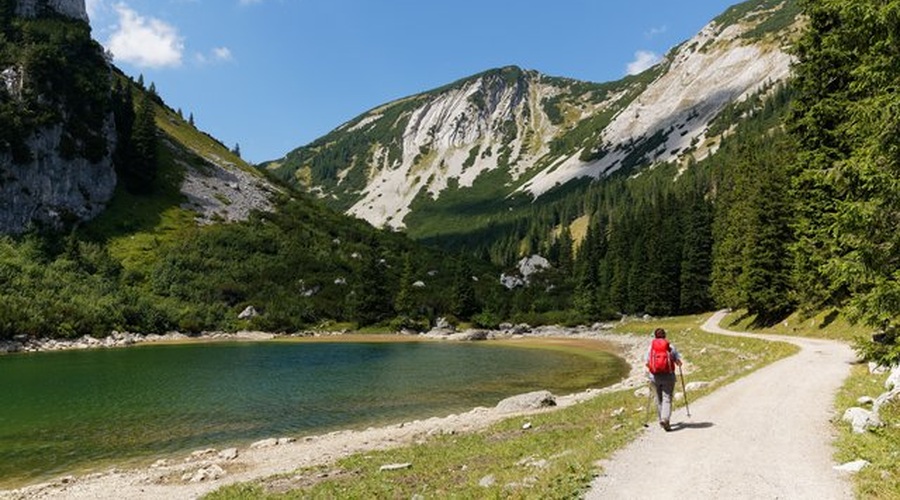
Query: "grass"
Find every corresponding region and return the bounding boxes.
[834,365,900,499]
[204,313,798,499]
[720,308,873,343]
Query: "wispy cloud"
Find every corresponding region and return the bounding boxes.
[625,50,661,76]
[645,25,667,39]
[196,46,235,65]
[107,3,184,69]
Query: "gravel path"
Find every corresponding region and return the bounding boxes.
[585,310,856,500]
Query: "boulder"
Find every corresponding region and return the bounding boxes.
[873,387,900,414]
[842,407,882,434]
[238,306,258,320]
[250,438,278,449]
[886,365,900,391]
[496,391,557,413]
[434,317,454,330]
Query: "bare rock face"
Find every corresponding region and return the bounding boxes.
[15,0,89,22]
[0,123,117,234]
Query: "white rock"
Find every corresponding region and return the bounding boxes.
[496,391,556,413]
[218,448,239,460]
[250,438,278,449]
[379,463,412,472]
[479,475,496,487]
[842,407,882,434]
[834,460,869,473]
[886,365,900,390]
[238,306,258,320]
[685,381,710,391]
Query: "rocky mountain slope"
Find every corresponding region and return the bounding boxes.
[264,0,800,233]
[0,0,278,234]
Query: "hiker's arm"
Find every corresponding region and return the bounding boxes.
[671,346,684,366]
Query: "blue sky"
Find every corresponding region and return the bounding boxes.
[86,0,741,164]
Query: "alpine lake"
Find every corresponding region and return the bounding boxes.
[0,336,629,488]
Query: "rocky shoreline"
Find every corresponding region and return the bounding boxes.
[0,330,278,354]
[0,321,624,355]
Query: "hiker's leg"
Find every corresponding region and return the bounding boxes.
[659,375,675,423]
[652,379,664,420]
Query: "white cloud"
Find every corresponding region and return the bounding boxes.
[626,50,661,76]
[107,3,184,69]
[213,47,233,61]
[196,46,234,65]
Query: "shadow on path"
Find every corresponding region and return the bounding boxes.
[668,421,714,432]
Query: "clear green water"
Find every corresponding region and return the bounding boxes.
[0,341,627,486]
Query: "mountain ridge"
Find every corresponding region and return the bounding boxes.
[264,0,800,233]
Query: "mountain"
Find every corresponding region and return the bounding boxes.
[263,0,801,237]
[0,0,280,234]
[0,2,496,338]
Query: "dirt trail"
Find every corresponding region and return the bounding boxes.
[585,310,857,500]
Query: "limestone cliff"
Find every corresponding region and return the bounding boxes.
[0,124,116,233]
[0,0,114,234]
[14,0,89,22]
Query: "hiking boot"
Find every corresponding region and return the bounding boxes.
[660,420,671,431]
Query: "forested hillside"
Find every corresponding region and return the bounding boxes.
[0,0,896,367]
[0,8,499,339]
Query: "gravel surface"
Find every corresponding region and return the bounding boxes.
[585,310,856,500]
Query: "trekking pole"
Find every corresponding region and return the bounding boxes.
[643,380,654,428]
[678,364,691,417]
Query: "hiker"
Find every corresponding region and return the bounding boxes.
[645,327,682,431]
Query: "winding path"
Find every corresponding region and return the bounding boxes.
[585,310,857,500]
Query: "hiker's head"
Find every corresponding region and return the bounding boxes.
[654,328,666,338]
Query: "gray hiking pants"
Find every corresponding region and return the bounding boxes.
[652,372,677,423]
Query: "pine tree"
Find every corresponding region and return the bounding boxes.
[394,253,416,318]
[574,219,604,319]
[450,258,478,320]
[679,194,713,313]
[349,241,392,326]
[125,91,158,193]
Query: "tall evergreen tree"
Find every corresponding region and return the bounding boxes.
[679,194,714,313]
[394,253,416,318]
[349,240,392,326]
[123,91,158,193]
[450,258,478,320]
[792,0,900,362]
[573,218,604,319]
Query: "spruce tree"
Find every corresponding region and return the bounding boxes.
[791,0,900,362]
[679,195,713,313]
[450,258,478,320]
[125,91,158,193]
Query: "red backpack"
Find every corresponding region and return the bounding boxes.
[647,338,674,374]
